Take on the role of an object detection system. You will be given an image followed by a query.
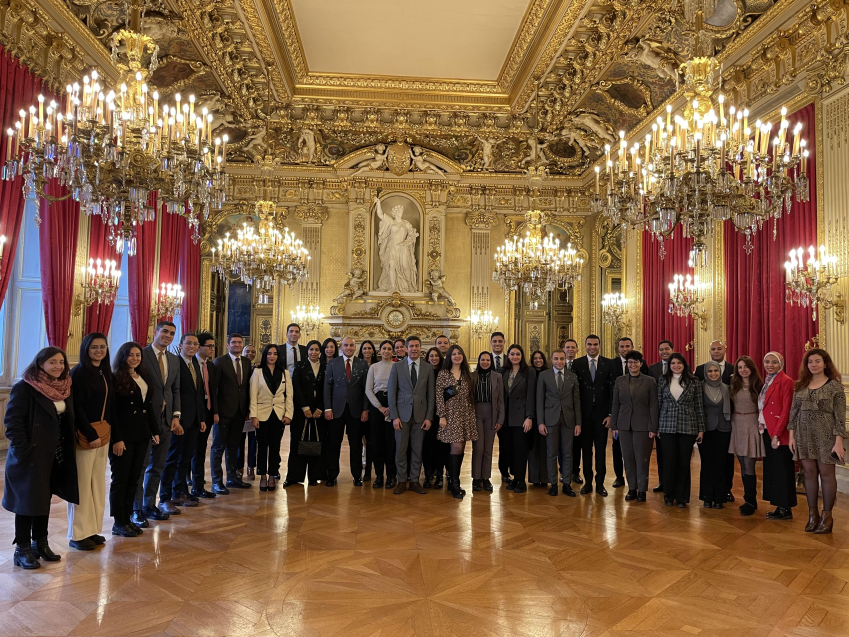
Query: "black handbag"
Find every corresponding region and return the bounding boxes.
[299,418,321,457]
[443,383,457,403]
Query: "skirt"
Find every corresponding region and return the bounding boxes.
[761,431,798,508]
[728,411,766,458]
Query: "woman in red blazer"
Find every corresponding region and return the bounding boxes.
[759,351,797,520]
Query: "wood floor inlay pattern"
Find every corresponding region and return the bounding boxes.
[0,442,847,636]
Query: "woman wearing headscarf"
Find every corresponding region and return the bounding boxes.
[698,361,732,509]
[759,351,797,520]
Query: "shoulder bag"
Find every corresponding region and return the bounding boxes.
[299,418,321,457]
[77,375,111,449]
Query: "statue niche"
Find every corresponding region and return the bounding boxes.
[371,192,422,294]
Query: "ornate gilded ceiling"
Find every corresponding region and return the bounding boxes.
[54,0,786,176]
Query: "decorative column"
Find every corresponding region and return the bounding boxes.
[466,210,498,360]
[67,212,91,363]
[692,230,725,365]
[287,203,328,341]
[623,228,642,350]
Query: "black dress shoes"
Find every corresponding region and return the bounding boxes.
[174,496,198,508]
[422,475,432,489]
[31,538,61,561]
[88,534,106,545]
[353,478,364,486]
[142,505,170,520]
[637,492,647,502]
[501,474,511,484]
[572,474,584,485]
[612,477,626,489]
[625,490,638,501]
[562,485,577,497]
[580,484,593,495]
[281,480,299,488]
[226,479,251,489]
[664,496,674,507]
[472,479,482,492]
[159,501,180,516]
[677,502,687,508]
[212,483,230,495]
[111,524,139,538]
[513,480,527,494]
[434,475,444,489]
[192,489,217,499]
[385,476,397,489]
[766,507,793,520]
[596,486,608,497]
[653,484,664,493]
[714,501,724,509]
[130,511,149,528]
[548,485,558,496]
[505,480,516,491]
[69,538,97,551]
[325,478,337,487]
[482,479,493,492]
[186,494,200,502]
[704,501,714,508]
[128,521,144,534]
[372,477,384,489]
[308,480,319,486]
[726,491,736,502]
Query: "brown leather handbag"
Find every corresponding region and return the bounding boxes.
[76,376,111,449]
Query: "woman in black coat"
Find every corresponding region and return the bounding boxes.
[67,332,113,551]
[501,344,537,493]
[3,347,78,569]
[109,342,160,538]
[284,340,327,487]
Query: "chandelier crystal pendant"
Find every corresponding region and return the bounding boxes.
[601,293,630,329]
[668,273,707,330]
[290,305,324,337]
[151,282,184,319]
[74,258,121,315]
[468,310,499,337]
[785,245,846,322]
[1,0,227,256]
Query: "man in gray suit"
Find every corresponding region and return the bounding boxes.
[537,350,582,497]
[131,321,183,528]
[388,335,435,495]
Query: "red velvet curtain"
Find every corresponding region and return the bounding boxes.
[724,103,817,378]
[38,182,80,349]
[178,219,201,334]
[0,46,47,310]
[128,194,158,344]
[155,210,181,322]
[84,219,122,335]
[642,225,695,366]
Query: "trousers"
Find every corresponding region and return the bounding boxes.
[580,410,610,486]
[161,423,200,501]
[134,421,172,511]
[617,429,653,493]
[368,404,396,480]
[496,426,511,477]
[508,426,533,483]
[324,406,363,481]
[191,407,215,492]
[471,402,497,479]
[660,433,697,503]
[210,412,245,485]
[612,435,624,479]
[67,443,108,540]
[15,514,49,544]
[109,440,148,525]
[545,419,574,484]
[395,418,426,482]
[698,429,732,504]
[237,431,257,470]
[286,413,326,483]
[256,411,285,476]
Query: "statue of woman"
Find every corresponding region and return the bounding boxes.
[375,196,419,293]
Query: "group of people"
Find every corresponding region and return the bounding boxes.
[2,325,846,570]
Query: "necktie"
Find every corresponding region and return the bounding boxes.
[556,370,563,391]
[345,358,352,381]
[495,355,501,372]
[158,351,166,382]
[188,359,197,389]
[236,358,242,386]
[590,358,596,382]
[663,361,668,375]
[201,360,211,409]
[411,361,418,388]
[567,360,572,371]
[623,359,627,375]
[294,346,299,362]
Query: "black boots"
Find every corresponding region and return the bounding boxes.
[13,544,40,569]
[739,475,758,516]
[31,537,61,562]
[448,454,465,499]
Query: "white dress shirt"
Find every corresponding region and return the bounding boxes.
[285,342,300,376]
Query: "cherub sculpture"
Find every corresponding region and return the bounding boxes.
[349,144,388,177]
[426,270,455,306]
[410,146,446,178]
[520,136,549,166]
[333,268,366,305]
[475,136,502,170]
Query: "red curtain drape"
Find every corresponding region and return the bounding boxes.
[642,225,695,366]
[0,46,47,310]
[84,219,122,335]
[724,103,817,378]
[128,194,158,344]
[155,210,181,322]
[178,220,201,334]
[38,182,80,350]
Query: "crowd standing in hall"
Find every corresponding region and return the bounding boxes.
[2,324,847,569]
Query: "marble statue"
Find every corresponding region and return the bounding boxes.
[298,128,320,163]
[426,270,455,306]
[626,38,684,83]
[350,144,388,177]
[410,146,446,178]
[476,136,501,170]
[520,136,549,166]
[375,196,419,293]
[333,268,366,305]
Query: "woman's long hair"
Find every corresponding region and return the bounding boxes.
[304,340,322,364]
[425,346,444,370]
[357,340,376,366]
[321,337,339,364]
[506,344,528,375]
[23,347,70,382]
[111,341,151,394]
[77,332,112,381]
[730,355,763,402]
[258,344,282,372]
[795,348,842,391]
[442,344,475,402]
[530,350,548,372]
[662,352,695,386]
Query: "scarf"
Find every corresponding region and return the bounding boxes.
[702,361,731,419]
[475,367,492,403]
[759,351,785,423]
[25,369,71,402]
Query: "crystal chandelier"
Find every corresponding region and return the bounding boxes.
[601,293,630,329]
[668,273,707,329]
[290,305,324,337]
[468,310,499,337]
[151,282,184,319]
[785,245,845,322]
[1,0,227,256]
[74,258,121,315]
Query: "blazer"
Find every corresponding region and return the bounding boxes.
[648,361,666,381]
[761,371,795,445]
[502,366,536,427]
[571,355,616,419]
[293,360,326,413]
[69,365,114,443]
[141,345,181,430]
[610,373,659,433]
[611,357,650,379]
[283,343,309,374]
[388,357,435,424]
[657,376,705,435]
[323,355,370,416]
[178,356,206,429]
[213,353,251,420]
[536,367,581,429]
[249,368,294,422]
[695,361,733,384]
[112,378,160,444]
[2,381,79,515]
[490,351,508,373]
[471,370,505,426]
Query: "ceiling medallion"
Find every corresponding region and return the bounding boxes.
[386,142,412,176]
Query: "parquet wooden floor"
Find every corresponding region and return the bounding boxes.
[0,440,847,637]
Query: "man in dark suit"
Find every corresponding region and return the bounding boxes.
[563,338,582,483]
[489,331,510,482]
[388,336,435,495]
[323,336,370,486]
[610,337,650,489]
[191,332,219,499]
[160,333,206,514]
[132,321,183,528]
[211,333,252,493]
[648,339,674,493]
[537,350,581,497]
[283,323,309,377]
[570,334,616,496]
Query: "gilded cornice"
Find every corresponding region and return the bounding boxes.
[498,0,553,89]
[237,0,292,99]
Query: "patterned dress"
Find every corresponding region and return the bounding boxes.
[788,379,847,464]
[435,369,478,444]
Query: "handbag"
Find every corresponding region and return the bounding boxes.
[77,376,111,449]
[299,418,321,457]
[443,383,457,403]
